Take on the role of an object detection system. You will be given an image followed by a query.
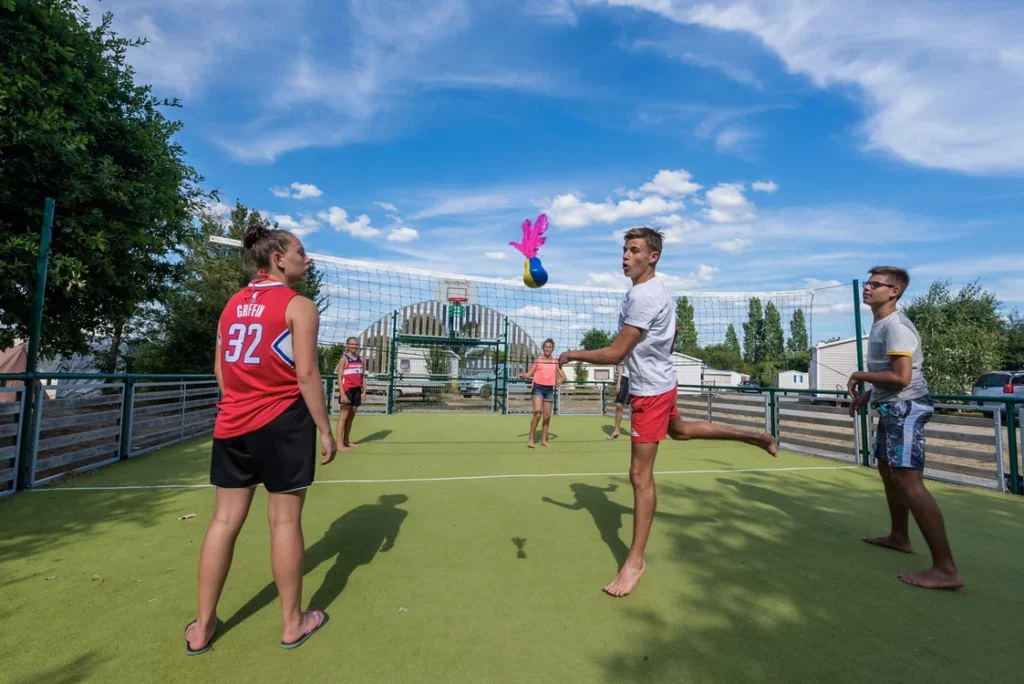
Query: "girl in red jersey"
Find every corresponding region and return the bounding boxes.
[185,224,337,655]
[336,336,366,451]
[518,338,566,448]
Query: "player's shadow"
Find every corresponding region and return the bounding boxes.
[357,429,392,443]
[543,483,716,567]
[220,494,409,637]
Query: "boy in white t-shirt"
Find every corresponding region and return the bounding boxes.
[559,227,777,597]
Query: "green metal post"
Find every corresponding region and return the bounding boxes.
[1007,402,1020,495]
[17,198,55,491]
[768,388,778,437]
[387,311,398,414]
[853,279,870,467]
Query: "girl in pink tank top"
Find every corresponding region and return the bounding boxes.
[517,338,566,448]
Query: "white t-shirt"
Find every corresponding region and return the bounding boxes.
[866,311,929,403]
[619,278,676,396]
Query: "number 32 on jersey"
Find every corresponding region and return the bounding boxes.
[223,323,263,364]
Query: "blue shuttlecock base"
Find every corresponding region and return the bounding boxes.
[523,257,548,288]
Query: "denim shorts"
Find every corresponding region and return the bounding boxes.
[532,383,554,402]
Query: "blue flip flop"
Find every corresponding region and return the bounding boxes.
[185,620,215,656]
[281,611,329,650]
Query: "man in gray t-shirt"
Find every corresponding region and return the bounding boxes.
[865,310,929,404]
[848,266,963,590]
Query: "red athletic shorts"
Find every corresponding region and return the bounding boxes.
[628,385,679,443]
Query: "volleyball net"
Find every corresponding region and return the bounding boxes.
[211,237,856,414]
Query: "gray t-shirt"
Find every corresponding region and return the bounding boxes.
[866,311,929,404]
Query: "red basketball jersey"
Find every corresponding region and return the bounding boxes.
[214,277,303,439]
[341,353,364,391]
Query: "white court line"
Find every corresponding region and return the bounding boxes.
[31,465,859,492]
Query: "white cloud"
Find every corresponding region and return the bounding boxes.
[271,213,322,239]
[752,180,778,193]
[715,126,755,153]
[485,252,508,261]
[526,0,578,25]
[600,0,1024,175]
[547,193,682,229]
[516,306,589,320]
[653,214,702,244]
[703,183,756,224]
[387,226,420,243]
[713,238,752,254]
[656,264,720,290]
[375,201,400,213]
[586,272,631,289]
[410,194,509,219]
[914,254,1024,278]
[636,169,702,198]
[318,206,380,239]
[271,182,323,199]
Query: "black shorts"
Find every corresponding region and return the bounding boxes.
[211,398,316,493]
[615,376,630,406]
[342,387,363,407]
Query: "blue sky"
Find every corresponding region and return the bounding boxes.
[89,0,1024,342]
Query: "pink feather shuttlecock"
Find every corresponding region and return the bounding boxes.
[510,213,549,288]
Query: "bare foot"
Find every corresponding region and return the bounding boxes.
[541,441,550,447]
[606,432,620,440]
[757,433,778,456]
[603,560,646,597]
[347,442,360,449]
[282,610,328,645]
[186,619,216,653]
[898,567,964,590]
[527,441,535,449]
[340,444,353,452]
[862,534,913,554]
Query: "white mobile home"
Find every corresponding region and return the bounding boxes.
[777,370,809,391]
[702,368,746,388]
[671,352,704,394]
[810,336,867,398]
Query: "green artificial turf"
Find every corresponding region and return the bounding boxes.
[2,413,1023,683]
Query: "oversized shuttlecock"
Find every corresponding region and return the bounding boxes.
[509,213,549,288]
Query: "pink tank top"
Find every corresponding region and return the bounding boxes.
[533,356,558,386]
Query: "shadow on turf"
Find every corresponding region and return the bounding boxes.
[218,494,409,638]
[544,483,717,568]
[595,469,1024,684]
[357,429,392,443]
[12,650,111,684]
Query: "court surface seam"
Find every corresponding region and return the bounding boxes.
[30,464,859,491]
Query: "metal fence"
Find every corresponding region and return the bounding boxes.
[2,372,1022,497]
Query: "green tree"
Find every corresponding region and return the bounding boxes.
[0,0,207,367]
[724,324,741,357]
[296,261,329,315]
[787,309,809,353]
[579,329,613,350]
[573,360,588,383]
[763,302,785,365]
[903,280,1006,394]
[673,296,699,354]
[319,342,346,375]
[742,298,765,365]
[1003,311,1024,370]
[700,343,743,373]
[426,347,450,376]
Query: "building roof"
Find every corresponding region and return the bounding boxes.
[814,335,868,351]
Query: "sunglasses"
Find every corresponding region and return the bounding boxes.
[863,281,895,290]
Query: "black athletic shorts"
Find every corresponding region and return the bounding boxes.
[211,398,316,493]
[615,376,630,406]
[342,387,363,407]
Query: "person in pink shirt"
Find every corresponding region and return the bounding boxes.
[518,338,566,448]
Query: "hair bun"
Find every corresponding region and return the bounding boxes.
[242,223,269,249]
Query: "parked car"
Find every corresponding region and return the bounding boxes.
[971,371,1024,408]
[738,379,761,393]
[459,364,507,398]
